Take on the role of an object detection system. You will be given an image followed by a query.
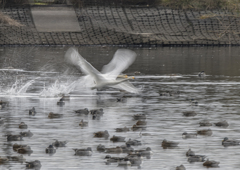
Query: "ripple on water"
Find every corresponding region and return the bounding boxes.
[1,46,240,169]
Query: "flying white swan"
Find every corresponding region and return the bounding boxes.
[64,48,139,93]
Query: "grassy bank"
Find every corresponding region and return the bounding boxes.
[0,0,240,11]
[0,0,29,8]
[0,12,23,26]
[70,0,240,10]
[161,0,240,10]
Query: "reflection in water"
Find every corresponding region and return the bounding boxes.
[0,46,239,169]
[0,46,240,76]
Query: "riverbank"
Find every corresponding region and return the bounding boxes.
[0,5,239,46]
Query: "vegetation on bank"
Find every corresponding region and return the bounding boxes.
[0,12,23,27]
[161,0,240,10]
[0,0,29,7]
[0,0,240,11]
[69,0,240,10]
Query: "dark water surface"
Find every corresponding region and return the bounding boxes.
[0,46,240,170]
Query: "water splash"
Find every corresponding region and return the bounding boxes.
[17,80,35,94]
[1,74,96,97]
[4,79,35,95]
[39,79,78,97]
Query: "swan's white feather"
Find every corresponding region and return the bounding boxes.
[65,48,102,84]
[65,47,139,93]
[112,80,139,94]
[101,49,137,79]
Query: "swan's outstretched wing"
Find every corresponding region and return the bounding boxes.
[101,49,137,78]
[65,47,101,83]
[112,80,139,94]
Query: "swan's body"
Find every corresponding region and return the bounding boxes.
[65,48,139,93]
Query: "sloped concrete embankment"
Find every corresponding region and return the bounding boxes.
[0,6,239,46]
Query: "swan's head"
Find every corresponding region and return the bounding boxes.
[117,75,128,79]
[126,75,135,79]
[127,76,135,80]
[117,75,134,80]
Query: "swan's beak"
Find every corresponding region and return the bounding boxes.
[132,76,135,79]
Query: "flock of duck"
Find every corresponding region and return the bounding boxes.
[0,101,70,169]
[73,102,152,168]
[0,92,152,170]
[0,70,239,170]
[0,46,240,170]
